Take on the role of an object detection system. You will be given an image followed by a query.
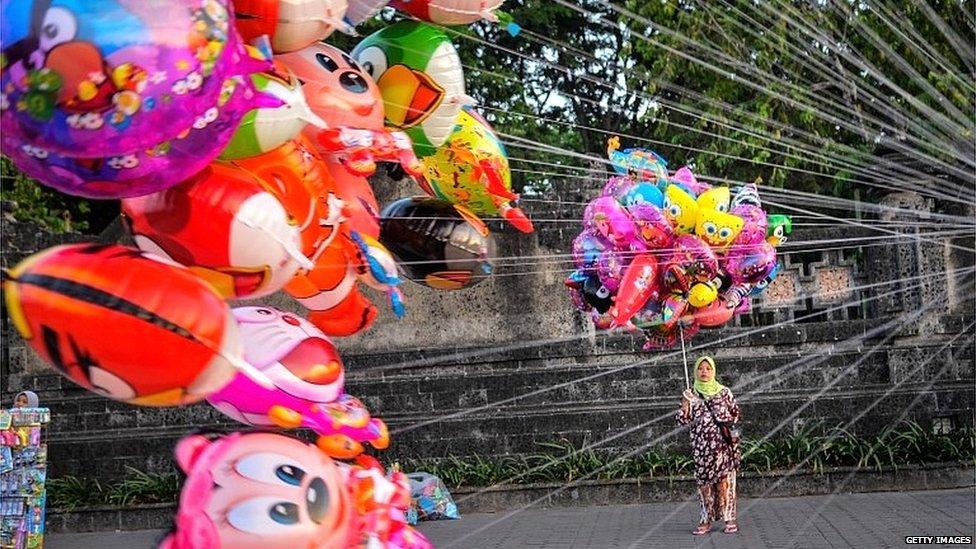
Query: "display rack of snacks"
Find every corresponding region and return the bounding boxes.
[1,408,50,549]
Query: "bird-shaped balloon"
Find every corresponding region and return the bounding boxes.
[352,21,471,157]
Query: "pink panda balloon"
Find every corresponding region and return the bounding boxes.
[671,166,711,196]
[162,431,357,549]
[729,183,767,247]
[597,249,626,293]
[572,229,607,272]
[725,241,777,284]
[584,196,639,251]
[206,307,389,459]
[629,202,674,250]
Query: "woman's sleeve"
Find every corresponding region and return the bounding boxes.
[676,403,692,425]
[727,389,741,423]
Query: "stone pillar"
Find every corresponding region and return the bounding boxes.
[867,191,948,336]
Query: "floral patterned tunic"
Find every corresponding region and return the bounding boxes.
[676,387,741,486]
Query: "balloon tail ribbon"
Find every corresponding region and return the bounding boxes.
[389,288,406,319]
[497,203,534,233]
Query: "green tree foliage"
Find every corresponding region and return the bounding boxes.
[453,0,974,197]
[4,1,973,228]
[1,156,91,233]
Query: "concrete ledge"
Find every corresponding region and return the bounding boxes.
[45,462,974,533]
[450,462,976,513]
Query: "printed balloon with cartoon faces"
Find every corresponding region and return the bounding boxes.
[0,0,253,158]
[418,106,534,232]
[162,432,357,549]
[0,78,253,199]
[2,244,264,407]
[278,42,385,130]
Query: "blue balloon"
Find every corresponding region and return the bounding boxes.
[621,182,664,209]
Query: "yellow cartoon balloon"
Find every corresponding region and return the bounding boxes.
[696,186,731,213]
[688,282,719,308]
[663,185,699,233]
[420,106,533,233]
[696,209,744,248]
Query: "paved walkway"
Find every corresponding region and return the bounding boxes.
[45,488,974,549]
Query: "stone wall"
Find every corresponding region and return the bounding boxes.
[1,180,973,480]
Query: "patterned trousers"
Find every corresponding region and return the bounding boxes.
[697,471,737,524]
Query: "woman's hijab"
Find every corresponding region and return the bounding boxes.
[14,391,39,408]
[693,356,726,398]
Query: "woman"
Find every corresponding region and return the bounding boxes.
[676,356,741,535]
[13,391,39,408]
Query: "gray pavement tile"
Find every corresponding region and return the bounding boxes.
[42,488,975,549]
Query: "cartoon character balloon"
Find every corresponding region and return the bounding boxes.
[122,163,311,299]
[0,0,253,158]
[419,107,532,232]
[163,431,431,549]
[606,137,668,187]
[352,20,469,157]
[229,136,401,337]
[207,307,389,459]
[766,214,793,246]
[163,431,356,548]
[278,42,384,130]
[663,185,698,234]
[2,244,269,406]
[390,0,505,25]
[233,0,351,53]
[380,197,495,290]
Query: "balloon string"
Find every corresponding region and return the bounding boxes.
[680,324,690,390]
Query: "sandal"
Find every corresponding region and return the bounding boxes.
[723,523,738,534]
[692,523,711,536]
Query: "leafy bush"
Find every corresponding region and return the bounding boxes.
[47,468,179,511]
[0,157,91,233]
[46,422,974,509]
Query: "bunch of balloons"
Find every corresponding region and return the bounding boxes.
[566,139,792,350]
[1,2,524,547]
